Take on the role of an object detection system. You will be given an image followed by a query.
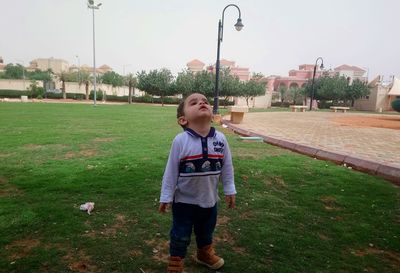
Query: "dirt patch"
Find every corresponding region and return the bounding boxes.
[217,215,230,226]
[317,233,330,241]
[214,229,234,245]
[232,246,247,254]
[144,239,169,262]
[0,177,22,197]
[93,137,115,143]
[320,196,341,211]
[265,176,287,190]
[5,238,40,260]
[65,249,98,273]
[331,115,400,130]
[352,247,400,269]
[83,214,133,238]
[65,149,97,159]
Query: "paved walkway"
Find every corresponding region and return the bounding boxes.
[223,112,400,183]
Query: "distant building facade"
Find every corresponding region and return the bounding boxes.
[187,58,250,81]
[354,76,400,111]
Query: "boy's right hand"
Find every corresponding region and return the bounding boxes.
[158,202,171,213]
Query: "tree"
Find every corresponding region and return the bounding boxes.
[124,73,137,104]
[4,64,26,79]
[219,68,241,107]
[137,68,174,106]
[239,73,266,107]
[174,69,195,98]
[345,79,370,106]
[102,71,124,87]
[78,72,91,100]
[27,69,52,82]
[59,72,68,99]
[193,70,214,98]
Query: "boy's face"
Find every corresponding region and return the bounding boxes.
[179,93,212,127]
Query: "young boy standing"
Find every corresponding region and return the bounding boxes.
[159,93,236,273]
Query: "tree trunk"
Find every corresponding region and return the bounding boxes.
[85,82,89,100]
[62,81,66,99]
[161,95,164,106]
[245,97,249,107]
[128,85,132,104]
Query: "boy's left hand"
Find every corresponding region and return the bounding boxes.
[225,195,236,209]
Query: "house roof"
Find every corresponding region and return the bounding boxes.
[334,64,366,72]
[220,59,235,66]
[388,77,400,96]
[187,59,205,66]
[99,64,111,69]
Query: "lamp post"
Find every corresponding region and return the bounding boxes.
[75,55,81,85]
[309,57,324,111]
[87,0,102,106]
[213,4,244,115]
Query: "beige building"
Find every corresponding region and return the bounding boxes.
[187,58,250,81]
[28,58,69,74]
[354,76,400,111]
[333,64,367,84]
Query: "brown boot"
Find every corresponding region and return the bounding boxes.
[167,256,184,273]
[195,244,224,270]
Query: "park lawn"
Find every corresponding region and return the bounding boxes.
[0,102,399,273]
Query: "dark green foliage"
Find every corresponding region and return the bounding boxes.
[137,68,174,105]
[102,71,124,87]
[391,98,400,112]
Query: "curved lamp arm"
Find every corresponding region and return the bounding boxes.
[220,4,243,42]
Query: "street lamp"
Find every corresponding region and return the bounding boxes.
[213,4,244,115]
[309,57,324,111]
[87,0,102,106]
[75,55,81,85]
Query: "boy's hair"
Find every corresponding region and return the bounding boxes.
[177,99,186,128]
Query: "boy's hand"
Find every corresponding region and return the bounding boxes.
[158,202,171,213]
[225,195,236,209]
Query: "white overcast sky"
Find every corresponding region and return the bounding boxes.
[1,0,399,80]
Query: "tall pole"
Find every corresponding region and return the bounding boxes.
[309,57,323,111]
[213,4,243,115]
[213,20,222,115]
[92,7,97,106]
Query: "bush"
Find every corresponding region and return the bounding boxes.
[391,98,400,112]
[271,101,291,107]
[89,90,104,101]
[0,89,30,98]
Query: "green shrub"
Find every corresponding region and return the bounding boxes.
[89,90,104,101]
[0,89,30,98]
[391,98,400,112]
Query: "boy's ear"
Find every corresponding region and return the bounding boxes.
[178,116,188,127]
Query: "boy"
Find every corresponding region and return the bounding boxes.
[159,93,236,273]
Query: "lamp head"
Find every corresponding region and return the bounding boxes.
[97,3,102,7]
[88,0,94,5]
[320,63,324,70]
[234,18,244,31]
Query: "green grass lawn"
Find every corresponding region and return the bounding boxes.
[0,102,399,273]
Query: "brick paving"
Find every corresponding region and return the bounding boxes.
[223,111,400,183]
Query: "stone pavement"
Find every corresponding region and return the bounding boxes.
[222,112,400,184]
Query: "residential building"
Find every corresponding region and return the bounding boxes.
[333,64,367,84]
[187,58,250,81]
[354,76,400,111]
[28,58,69,74]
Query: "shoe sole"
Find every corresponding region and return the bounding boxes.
[195,257,224,270]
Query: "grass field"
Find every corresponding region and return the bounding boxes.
[0,102,399,273]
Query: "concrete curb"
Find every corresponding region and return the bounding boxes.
[222,119,400,186]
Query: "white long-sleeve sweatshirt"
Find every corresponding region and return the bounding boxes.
[160,127,236,208]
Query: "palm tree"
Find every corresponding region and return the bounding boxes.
[59,72,68,99]
[125,73,137,104]
[79,72,91,100]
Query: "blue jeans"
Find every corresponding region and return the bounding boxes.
[169,202,217,258]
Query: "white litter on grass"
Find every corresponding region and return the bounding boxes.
[80,202,95,215]
[222,124,228,128]
[239,136,264,142]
